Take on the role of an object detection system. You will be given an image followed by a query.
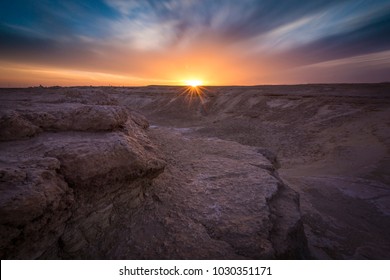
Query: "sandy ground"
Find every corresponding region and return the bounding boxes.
[113,84,390,259]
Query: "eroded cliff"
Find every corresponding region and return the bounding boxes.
[0,87,308,259]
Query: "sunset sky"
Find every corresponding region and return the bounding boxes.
[1,0,389,87]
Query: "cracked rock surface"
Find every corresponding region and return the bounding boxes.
[114,84,390,259]
[1,87,308,259]
[0,88,165,259]
[108,127,307,259]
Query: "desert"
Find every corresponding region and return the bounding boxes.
[1,84,389,259]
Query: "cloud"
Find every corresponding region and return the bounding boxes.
[284,10,390,65]
[0,0,389,85]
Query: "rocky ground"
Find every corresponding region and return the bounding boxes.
[110,126,307,259]
[0,86,307,259]
[1,84,389,259]
[0,88,165,259]
[113,84,390,259]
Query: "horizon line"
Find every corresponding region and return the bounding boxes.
[1,81,390,89]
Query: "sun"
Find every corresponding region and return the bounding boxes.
[186,80,202,87]
[179,79,208,105]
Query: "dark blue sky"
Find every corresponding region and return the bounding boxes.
[0,0,389,86]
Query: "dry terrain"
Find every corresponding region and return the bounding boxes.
[1,84,389,259]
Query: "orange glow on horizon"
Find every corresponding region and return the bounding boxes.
[0,43,267,87]
[185,80,202,87]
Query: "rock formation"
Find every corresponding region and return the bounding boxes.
[0,87,309,259]
[112,84,390,259]
[0,88,165,259]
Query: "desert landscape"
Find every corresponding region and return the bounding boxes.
[1,84,389,259]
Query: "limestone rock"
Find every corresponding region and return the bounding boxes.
[0,156,73,259]
[0,87,310,259]
[0,89,165,259]
[110,127,309,259]
[0,111,40,141]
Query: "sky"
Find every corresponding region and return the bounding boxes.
[0,0,389,86]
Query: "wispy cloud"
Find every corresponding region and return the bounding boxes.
[0,0,389,85]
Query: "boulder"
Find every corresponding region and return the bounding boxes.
[0,89,165,259]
